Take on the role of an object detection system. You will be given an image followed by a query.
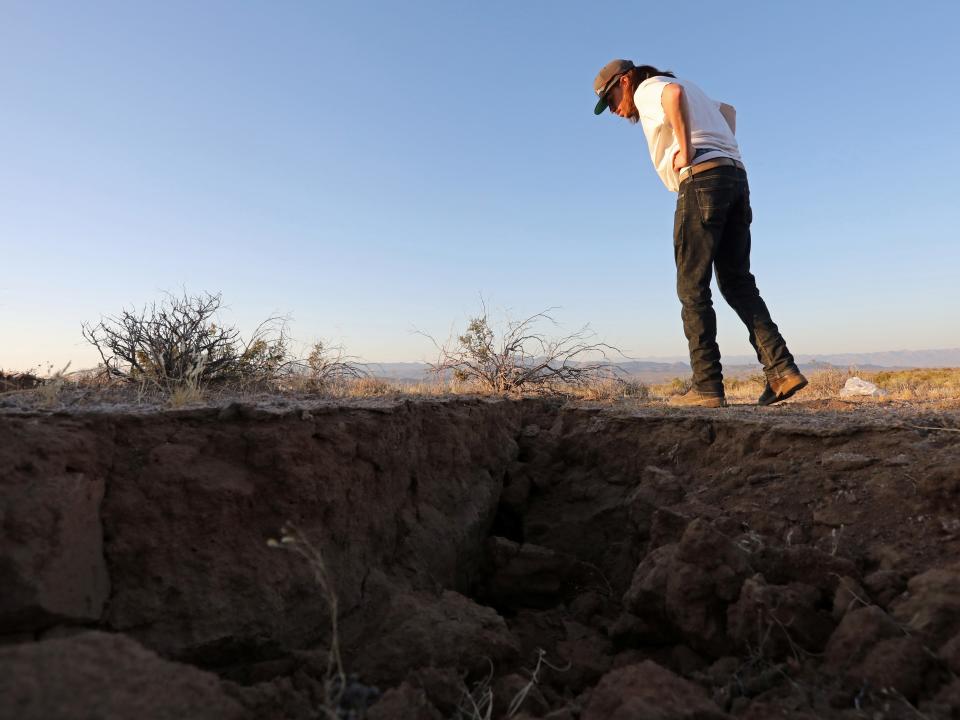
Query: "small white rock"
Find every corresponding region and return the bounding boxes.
[838,377,887,397]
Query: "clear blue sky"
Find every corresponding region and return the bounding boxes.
[2,1,959,372]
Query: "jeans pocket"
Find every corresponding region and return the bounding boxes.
[695,184,736,226]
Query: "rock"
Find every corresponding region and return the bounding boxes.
[650,507,690,548]
[727,575,834,657]
[0,453,110,632]
[352,589,519,687]
[863,569,907,608]
[669,644,707,675]
[367,682,442,720]
[623,544,678,616]
[483,537,576,608]
[820,451,875,471]
[492,672,550,719]
[407,666,463,715]
[752,545,857,593]
[939,631,960,674]
[0,631,244,720]
[569,590,603,621]
[831,576,868,621]
[926,678,960,718]
[854,636,930,700]
[624,466,686,538]
[582,660,728,720]
[224,675,316,720]
[555,620,613,690]
[823,606,901,672]
[737,701,822,719]
[892,565,960,640]
[608,611,662,646]
[623,520,751,655]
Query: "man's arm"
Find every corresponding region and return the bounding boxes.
[718,102,736,134]
[661,83,693,171]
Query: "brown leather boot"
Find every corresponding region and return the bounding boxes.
[669,389,727,408]
[758,372,808,406]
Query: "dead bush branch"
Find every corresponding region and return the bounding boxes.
[421,303,620,395]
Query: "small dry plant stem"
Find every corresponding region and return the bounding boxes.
[168,356,206,407]
[457,658,495,720]
[506,649,570,718]
[908,424,960,434]
[268,523,345,718]
[37,361,72,406]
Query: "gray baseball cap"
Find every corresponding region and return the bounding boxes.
[593,59,635,115]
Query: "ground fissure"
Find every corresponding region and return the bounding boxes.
[2,398,960,719]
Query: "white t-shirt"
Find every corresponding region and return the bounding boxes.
[633,76,742,192]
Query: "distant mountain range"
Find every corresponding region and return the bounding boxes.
[361,348,960,383]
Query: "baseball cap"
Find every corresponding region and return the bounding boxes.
[593,59,635,115]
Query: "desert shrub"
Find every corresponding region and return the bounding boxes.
[424,305,617,395]
[305,341,366,386]
[82,291,292,390]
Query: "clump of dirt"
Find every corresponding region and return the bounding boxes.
[2,398,960,719]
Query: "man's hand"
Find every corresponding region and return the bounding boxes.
[672,147,693,172]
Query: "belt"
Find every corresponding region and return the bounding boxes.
[679,157,745,182]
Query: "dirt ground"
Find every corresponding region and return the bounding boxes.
[1,396,959,719]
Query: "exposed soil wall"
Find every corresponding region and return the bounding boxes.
[2,399,960,719]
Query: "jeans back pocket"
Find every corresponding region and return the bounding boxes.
[694,179,737,226]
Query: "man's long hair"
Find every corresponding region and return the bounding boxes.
[631,65,676,84]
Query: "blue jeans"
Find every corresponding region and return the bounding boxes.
[673,165,797,393]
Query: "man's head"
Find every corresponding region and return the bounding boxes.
[593,59,639,122]
[593,60,676,122]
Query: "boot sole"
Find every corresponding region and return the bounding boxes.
[758,377,808,406]
[670,397,728,408]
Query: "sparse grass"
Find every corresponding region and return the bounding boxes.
[870,367,960,400]
[35,362,72,406]
[167,359,206,408]
[804,367,860,396]
[644,367,960,406]
[4,365,960,409]
[648,375,694,400]
[566,377,649,402]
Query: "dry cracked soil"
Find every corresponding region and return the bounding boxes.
[2,397,960,719]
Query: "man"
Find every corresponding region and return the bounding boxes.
[592,59,807,407]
